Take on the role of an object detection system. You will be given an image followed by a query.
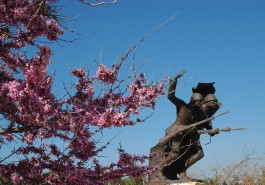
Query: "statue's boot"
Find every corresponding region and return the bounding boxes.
[178,172,192,181]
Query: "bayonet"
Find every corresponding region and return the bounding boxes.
[197,127,246,134]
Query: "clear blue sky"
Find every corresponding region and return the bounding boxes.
[49,0,265,177]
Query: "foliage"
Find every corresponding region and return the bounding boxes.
[201,150,265,185]
[203,163,265,185]
[0,176,12,185]
[105,176,146,185]
[0,1,167,184]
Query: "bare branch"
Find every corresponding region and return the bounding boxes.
[79,0,118,7]
[223,147,262,183]
[0,126,24,135]
[121,12,179,61]
[0,148,17,163]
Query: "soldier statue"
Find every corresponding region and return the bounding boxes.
[149,71,222,184]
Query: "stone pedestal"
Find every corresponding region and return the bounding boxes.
[148,143,204,185]
[148,179,204,185]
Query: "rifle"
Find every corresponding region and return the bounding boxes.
[197,127,246,134]
[159,111,229,146]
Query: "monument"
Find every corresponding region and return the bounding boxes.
[148,71,223,185]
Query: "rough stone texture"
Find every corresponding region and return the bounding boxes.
[148,143,166,182]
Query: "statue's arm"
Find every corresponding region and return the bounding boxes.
[205,120,213,130]
[168,70,186,108]
[205,120,217,136]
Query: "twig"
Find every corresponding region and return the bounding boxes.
[121,12,179,61]
[223,146,262,183]
[160,139,193,169]
[79,0,118,7]
[0,148,17,163]
[62,80,72,98]
[27,0,45,27]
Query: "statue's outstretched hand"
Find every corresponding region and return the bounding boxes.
[171,70,186,81]
[209,133,216,137]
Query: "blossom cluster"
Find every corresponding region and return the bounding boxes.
[96,64,116,83]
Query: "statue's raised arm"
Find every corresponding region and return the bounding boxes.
[167,70,186,110]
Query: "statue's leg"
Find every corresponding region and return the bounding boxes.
[185,141,204,169]
[164,159,183,180]
[156,150,180,180]
[178,144,204,180]
[185,148,204,169]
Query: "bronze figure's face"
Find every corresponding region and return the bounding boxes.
[202,94,222,116]
[190,93,204,107]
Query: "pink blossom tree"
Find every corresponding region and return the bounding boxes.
[0,1,167,184]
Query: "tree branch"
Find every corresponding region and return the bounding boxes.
[0,126,24,135]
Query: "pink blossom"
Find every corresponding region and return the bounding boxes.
[5,134,15,142]
[13,7,28,19]
[84,86,94,97]
[11,173,23,185]
[0,167,7,178]
[43,104,52,113]
[96,64,116,83]
[71,68,86,78]
[38,45,52,56]
[69,137,96,160]
[46,20,64,40]
[24,133,34,144]
[5,81,23,99]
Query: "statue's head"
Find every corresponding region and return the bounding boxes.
[190,93,204,107]
[202,94,222,116]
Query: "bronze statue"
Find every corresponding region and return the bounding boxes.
[149,71,222,184]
